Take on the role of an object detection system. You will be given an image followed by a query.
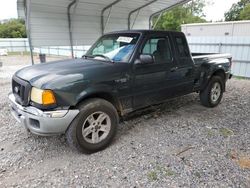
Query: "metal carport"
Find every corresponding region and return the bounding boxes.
[17,0,190,64]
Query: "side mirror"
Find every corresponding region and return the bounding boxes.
[136,54,154,65]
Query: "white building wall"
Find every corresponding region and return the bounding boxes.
[182,21,250,78]
[187,36,250,78]
[182,21,250,37]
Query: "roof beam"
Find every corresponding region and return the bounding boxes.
[101,0,122,35]
[128,0,157,30]
[149,0,190,29]
[67,0,77,58]
[24,0,34,65]
[152,11,163,29]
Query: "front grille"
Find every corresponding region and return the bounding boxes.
[12,75,31,106]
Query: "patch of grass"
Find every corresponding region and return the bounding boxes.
[156,165,162,172]
[147,171,158,181]
[194,171,201,178]
[148,165,176,181]
[219,128,234,138]
[234,76,249,80]
[8,51,33,56]
[156,165,175,177]
[207,129,215,137]
[164,168,175,176]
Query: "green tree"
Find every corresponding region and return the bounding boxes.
[224,0,250,21]
[0,19,27,38]
[153,0,207,31]
[240,3,250,20]
[185,0,207,17]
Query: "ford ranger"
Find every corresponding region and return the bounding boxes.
[9,30,232,153]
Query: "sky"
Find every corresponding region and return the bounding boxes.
[204,0,240,21]
[0,0,241,21]
[0,0,18,20]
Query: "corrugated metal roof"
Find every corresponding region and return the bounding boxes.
[17,0,190,47]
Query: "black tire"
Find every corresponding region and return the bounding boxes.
[200,76,224,108]
[66,98,119,153]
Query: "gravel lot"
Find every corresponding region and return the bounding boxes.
[0,56,250,187]
[0,54,67,79]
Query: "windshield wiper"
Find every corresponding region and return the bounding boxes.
[92,54,114,63]
[82,55,94,59]
[82,54,114,63]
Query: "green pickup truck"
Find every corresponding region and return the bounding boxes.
[9,30,232,153]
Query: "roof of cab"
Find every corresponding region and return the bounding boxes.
[105,30,185,35]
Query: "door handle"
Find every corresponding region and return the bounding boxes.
[170,67,178,72]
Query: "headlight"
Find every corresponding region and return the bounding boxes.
[31,87,56,105]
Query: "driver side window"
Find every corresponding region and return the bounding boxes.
[142,37,172,64]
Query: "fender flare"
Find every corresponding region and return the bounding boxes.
[200,67,226,92]
[74,85,123,115]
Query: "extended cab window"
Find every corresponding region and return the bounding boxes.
[142,37,172,64]
[175,36,190,57]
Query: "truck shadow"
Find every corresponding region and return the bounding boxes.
[121,93,201,122]
[112,93,209,145]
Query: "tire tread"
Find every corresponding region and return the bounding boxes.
[200,76,224,108]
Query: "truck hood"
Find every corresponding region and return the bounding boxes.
[15,58,129,89]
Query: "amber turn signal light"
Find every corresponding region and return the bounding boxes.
[42,90,56,105]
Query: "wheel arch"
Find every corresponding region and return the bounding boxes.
[74,91,123,116]
[201,68,226,92]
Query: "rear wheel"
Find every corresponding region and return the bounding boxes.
[200,76,224,107]
[66,98,118,153]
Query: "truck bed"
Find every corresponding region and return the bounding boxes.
[192,53,232,65]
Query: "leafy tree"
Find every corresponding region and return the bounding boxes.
[185,0,207,17]
[0,19,27,38]
[240,3,250,20]
[153,0,207,31]
[224,0,250,21]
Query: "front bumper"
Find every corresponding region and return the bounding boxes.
[8,93,79,136]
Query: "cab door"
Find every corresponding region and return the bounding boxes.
[132,34,178,109]
[169,33,195,95]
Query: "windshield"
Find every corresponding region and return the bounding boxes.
[86,33,140,63]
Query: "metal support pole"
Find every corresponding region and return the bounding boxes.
[101,0,122,35]
[131,10,140,30]
[67,0,77,59]
[104,6,113,33]
[24,39,27,52]
[149,0,190,29]
[128,0,157,30]
[218,43,222,53]
[152,12,163,30]
[24,0,34,65]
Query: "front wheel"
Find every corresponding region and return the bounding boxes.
[66,98,118,153]
[200,76,224,107]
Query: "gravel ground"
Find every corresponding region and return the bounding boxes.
[0,56,250,187]
[0,54,67,79]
